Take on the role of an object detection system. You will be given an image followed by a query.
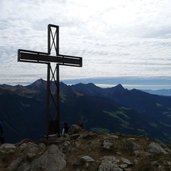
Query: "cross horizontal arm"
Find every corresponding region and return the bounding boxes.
[18,49,82,67]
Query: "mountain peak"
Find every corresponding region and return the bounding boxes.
[71,82,102,96]
[115,84,124,90]
[27,79,46,90]
[105,84,126,95]
[113,84,126,93]
[73,83,99,89]
[33,78,45,85]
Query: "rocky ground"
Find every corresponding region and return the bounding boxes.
[0,125,171,171]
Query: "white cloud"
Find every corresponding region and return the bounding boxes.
[0,0,171,84]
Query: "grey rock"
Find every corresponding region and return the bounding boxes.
[7,157,24,171]
[134,150,151,157]
[63,140,71,147]
[19,142,45,159]
[18,142,27,151]
[62,140,71,153]
[99,163,123,171]
[119,163,128,169]
[30,144,66,171]
[68,124,82,134]
[0,143,16,154]
[81,155,95,162]
[120,157,132,165]
[134,159,138,165]
[125,140,140,151]
[39,143,46,151]
[74,155,95,166]
[74,141,81,148]
[148,142,167,154]
[74,155,96,171]
[165,147,171,154]
[158,165,165,171]
[98,156,123,171]
[27,142,42,159]
[103,140,113,150]
[110,135,119,139]
[167,161,171,166]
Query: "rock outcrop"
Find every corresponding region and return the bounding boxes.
[0,128,171,171]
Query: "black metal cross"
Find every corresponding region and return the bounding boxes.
[18,24,82,138]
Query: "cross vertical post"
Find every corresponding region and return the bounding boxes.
[46,63,50,138]
[18,24,82,139]
[47,25,61,136]
[56,64,60,136]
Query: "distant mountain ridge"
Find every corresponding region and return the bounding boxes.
[0,79,171,143]
[144,89,171,96]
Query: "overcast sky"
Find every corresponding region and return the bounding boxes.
[0,0,171,85]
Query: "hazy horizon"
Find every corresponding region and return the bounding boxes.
[1,76,171,90]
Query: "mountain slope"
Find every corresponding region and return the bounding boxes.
[0,79,171,143]
[61,84,171,141]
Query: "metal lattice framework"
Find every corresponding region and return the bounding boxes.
[18,24,82,138]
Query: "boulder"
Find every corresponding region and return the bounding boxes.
[147,142,167,154]
[124,140,140,151]
[103,140,113,150]
[7,157,24,171]
[68,124,82,134]
[165,147,171,154]
[0,143,16,154]
[119,163,128,169]
[98,156,123,171]
[19,142,46,159]
[73,155,96,171]
[110,135,119,139]
[30,144,66,171]
[74,155,95,166]
[120,157,133,165]
[81,155,95,162]
[62,140,72,153]
[63,140,71,147]
[167,161,171,166]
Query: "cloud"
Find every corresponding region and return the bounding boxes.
[0,0,171,85]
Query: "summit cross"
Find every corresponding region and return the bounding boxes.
[18,24,82,137]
